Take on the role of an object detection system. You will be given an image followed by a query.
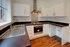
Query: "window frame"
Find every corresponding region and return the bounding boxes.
[0,0,7,20]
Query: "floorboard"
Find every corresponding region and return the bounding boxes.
[30,36,70,47]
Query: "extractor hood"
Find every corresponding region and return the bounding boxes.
[31,0,41,24]
[31,0,41,14]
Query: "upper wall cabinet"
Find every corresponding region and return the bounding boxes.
[48,6,55,16]
[54,3,66,16]
[41,3,67,17]
[13,3,30,16]
[41,7,48,16]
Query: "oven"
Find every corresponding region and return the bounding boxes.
[34,25,43,34]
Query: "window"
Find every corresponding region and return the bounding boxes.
[0,0,11,26]
[0,0,7,22]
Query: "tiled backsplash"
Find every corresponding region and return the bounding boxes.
[39,17,67,23]
[13,16,67,23]
[13,16,31,22]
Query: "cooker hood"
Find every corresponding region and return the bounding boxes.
[31,0,41,14]
[31,0,41,24]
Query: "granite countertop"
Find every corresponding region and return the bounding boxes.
[0,25,25,39]
[0,21,69,38]
[12,21,69,27]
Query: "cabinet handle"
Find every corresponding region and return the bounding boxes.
[24,9,26,15]
[47,14,48,16]
[53,13,55,16]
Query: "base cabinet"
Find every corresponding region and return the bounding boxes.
[49,24,68,45]
[26,26,34,40]
[56,26,62,38]
[49,25,56,37]
[43,24,49,35]
[26,24,69,45]
[62,26,68,45]
[26,24,49,40]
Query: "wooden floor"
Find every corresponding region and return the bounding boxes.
[30,36,70,47]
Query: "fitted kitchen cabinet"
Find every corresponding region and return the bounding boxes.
[13,3,30,16]
[62,26,68,45]
[41,7,48,16]
[26,25,34,40]
[43,24,49,35]
[49,25,56,37]
[56,26,62,38]
[54,3,66,16]
[26,24,50,40]
[56,26,68,45]
[46,3,67,17]
[49,24,68,45]
[23,5,30,16]
[48,6,55,16]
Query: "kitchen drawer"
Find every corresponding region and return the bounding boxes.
[56,26,62,38]
[28,31,34,34]
[29,35,33,37]
[56,26,62,31]
[26,26,34,28]
[29,35,34,40]
[28,33,33,36]
[28,32,34,35]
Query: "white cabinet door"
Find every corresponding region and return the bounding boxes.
[26,26,34,40]
[49,25,56,37]
[24,5,30,16]
[62,26,68,45]
[48,6,55,16]
[41,7,48,16]
[13,3,25,16]
[43,24,49,35]
[13,3,30,16]
[54,3,65,16]
[56,26,62,38]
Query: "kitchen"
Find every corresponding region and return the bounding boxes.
[0,0,70,47]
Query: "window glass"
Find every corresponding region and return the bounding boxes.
[0,0,1,19]
[2,0,6,8]
[0,0,6,20]
[0,0,1,6]
[0,7,1,19]
[2,8,4,19]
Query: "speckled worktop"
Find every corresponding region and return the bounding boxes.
[12,21,69,27]
[0,21,69,37]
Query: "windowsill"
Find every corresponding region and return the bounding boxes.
[0,21,11,26]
